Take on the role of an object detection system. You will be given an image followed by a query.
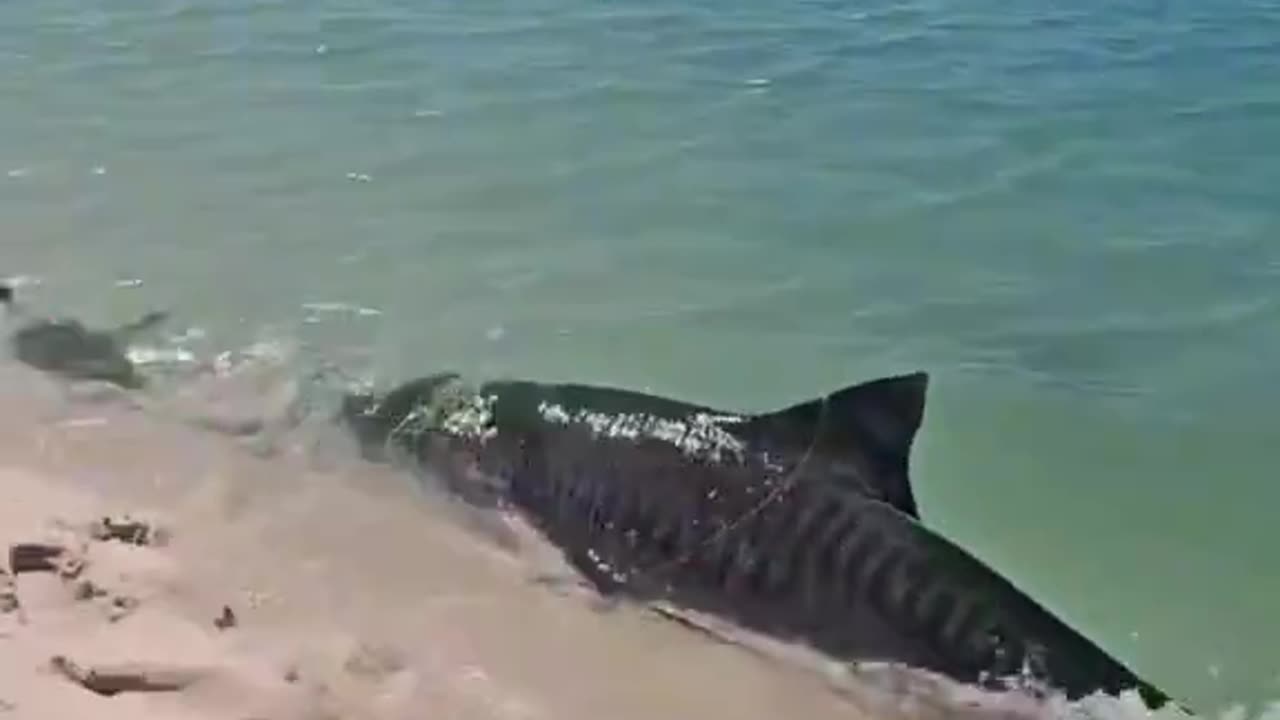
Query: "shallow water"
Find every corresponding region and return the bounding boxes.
[2,0,1278,714]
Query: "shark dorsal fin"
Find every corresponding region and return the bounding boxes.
[749,372,928,518]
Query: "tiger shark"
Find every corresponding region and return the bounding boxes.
[340,370,1178,712]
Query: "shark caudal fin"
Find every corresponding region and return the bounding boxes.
[746,371,928,518]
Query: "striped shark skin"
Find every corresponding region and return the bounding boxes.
[339,371,1180,712]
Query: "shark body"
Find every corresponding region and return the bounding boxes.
[341,370,1180,712]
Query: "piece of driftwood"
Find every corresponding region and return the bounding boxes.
[49,655,204,696]
[8,544,65,574]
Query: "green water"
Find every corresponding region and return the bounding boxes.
[2,0,1278,712]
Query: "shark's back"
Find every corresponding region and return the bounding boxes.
[481,371,927,517]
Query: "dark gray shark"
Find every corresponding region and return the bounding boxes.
[1,283,167,389]
[340,371,1180,712]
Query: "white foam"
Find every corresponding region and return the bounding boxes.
[2,274,42,289]
[301,301,382,317]
[126,346,198,366]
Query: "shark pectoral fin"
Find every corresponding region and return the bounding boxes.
[749,372,929,519]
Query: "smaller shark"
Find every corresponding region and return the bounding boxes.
[341,371,1183,713]
[0,283,168,389]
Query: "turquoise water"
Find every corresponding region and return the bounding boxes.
[2,0,1278,713]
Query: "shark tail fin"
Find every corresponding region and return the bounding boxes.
[748,371,929,518]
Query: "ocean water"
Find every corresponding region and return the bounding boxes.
[1,0,1278,714]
